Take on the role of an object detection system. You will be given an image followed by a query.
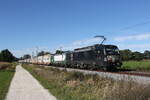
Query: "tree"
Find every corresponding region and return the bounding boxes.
[120,49,147,61]
[22,54,31,59]
[120,49,133,61]
[144,50,150,59]
[37,51,45,56]
[37,51,50,56]
[55,50,64,54]
[132,51,144,61]
[0,49,16,62]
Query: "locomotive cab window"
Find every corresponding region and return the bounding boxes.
[105,46,119,55]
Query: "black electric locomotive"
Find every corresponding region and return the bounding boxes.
[66,44,122,70]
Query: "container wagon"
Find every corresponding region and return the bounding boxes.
[43,54,52,65]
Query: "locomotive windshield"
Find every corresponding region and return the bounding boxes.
[105,46,119,55]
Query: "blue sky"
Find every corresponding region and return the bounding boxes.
[0,0,150,57]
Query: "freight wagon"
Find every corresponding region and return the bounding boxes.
[51,53,67,66]
[43,54,51,65]
[51,51,73,67]
[32,54,52,65]
[37,56,43,64]
[32,57,38,64]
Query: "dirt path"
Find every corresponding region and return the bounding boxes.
[6,65,57,100]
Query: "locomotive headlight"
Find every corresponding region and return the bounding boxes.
[104,57,107,62]
[107,56,113,62]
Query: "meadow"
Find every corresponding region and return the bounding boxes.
[23,64,150,100]
[0,62,15,100]
[122,61,150,71]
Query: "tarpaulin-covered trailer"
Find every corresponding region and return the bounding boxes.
[52,53,67,65]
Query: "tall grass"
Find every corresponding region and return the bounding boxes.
[23,64,150,100]
[0,62,16,100]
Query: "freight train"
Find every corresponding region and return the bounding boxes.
[19,44,122,70]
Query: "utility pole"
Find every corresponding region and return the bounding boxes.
[31,51,34,63]
[36,46,39,56]
[32,52,34,58]
[36,46,39,63]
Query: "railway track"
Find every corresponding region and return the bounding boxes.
[95,70,150,77]
[115,71,150,77]
[42,65,150,85]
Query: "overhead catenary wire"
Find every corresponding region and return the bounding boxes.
[105,20,150,35]
[120,20,150,31]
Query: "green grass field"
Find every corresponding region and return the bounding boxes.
[0,62,15,100]
[122,61,150,71]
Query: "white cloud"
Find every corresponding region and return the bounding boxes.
[112,33,150,51]
[119,44,150,48]
[72,38,102,46]
[114,33,150,42]
[61,38,103,51]
[118,44,150,52]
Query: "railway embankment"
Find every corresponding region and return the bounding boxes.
[23,64,150,100]
[46,66,150,85]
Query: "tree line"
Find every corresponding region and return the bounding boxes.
[0,49,18,62]
[120,49,150,61]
